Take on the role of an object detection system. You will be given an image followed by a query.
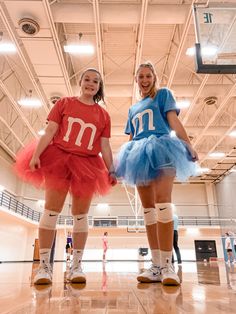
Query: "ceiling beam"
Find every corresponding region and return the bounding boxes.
[92,0,104,79]
[160,25,177,84]
[0,79,38,138]
[52,3,190,24]
[0,138,16,159]
[167,2,194,88]
[42,0,73,96]
[132,0,149,104]
[182,75,209,125]
[0,116,25,148]
[200,126,236,165]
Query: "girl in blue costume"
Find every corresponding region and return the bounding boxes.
[116,62,198,286]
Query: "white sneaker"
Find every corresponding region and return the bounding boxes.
[161,262,180,286]
[67,264,86,283]
[33,262,52,285]
[137,264,161,283]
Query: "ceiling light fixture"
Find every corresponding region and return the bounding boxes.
[96,203,110,211]
[195,166,210,176]
[0,43,16,53]
[199,167,210,173]
[186,47,195,56]
[18,90,42,108]
[37,129,45,136]
[176,100,190,109]
[98,100,106,108]
[37,199,45,208]
[0,31,16,53]
[186,227,200,235]
[64,32,94,55]
[64,44,94,55]
[209,152,225,158]
[229,130,236,137]
[201,46,218,57]
[186,45,218,57]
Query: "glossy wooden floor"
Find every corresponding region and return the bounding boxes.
[1,261,236,314]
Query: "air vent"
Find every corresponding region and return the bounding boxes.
[204,96,218,106]
[18,18,40,36]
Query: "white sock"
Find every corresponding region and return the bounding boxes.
[72,249,84,266]
[39,248,51,265]
[160,250,172,268]
[151,249,160,267]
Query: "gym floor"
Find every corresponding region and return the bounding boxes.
[1,261,236,313]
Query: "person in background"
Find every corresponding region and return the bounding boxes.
[66,231,73,262]
[172,213,182,264]
[102,231,108,262]
[234,233,236,260]
[15,68,117,285]
[225,232,235,264]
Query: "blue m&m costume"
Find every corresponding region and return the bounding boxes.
[116,88,198,185]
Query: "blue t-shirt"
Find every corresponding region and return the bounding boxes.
[125,88,179,140]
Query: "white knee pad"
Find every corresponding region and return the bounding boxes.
[73,214,88,233]
[39,209,59,230]
[155,203,173,223]
[143,207,157,226]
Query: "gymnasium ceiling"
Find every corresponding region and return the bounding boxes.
[0,0,236,184]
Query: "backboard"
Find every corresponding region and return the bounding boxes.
[193,3,236,74]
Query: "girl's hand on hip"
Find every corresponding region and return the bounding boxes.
[186,144,199,162]
[29,156,41,171]
[109,173,117,186]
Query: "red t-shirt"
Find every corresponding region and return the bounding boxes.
[48,97,111,156]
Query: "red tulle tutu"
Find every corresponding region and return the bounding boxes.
[14,141,111,198]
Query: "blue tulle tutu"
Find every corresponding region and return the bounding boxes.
[115,134,199,186]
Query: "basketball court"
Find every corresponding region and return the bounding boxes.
[1,261,236,313]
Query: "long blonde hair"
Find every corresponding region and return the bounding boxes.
[79,68,105,103]
[136,61,160,99]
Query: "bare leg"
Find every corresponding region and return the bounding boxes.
[173,230,182,263]
[228,251,233,263]
[103,248,107,261]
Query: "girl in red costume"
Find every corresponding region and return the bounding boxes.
[15,68,117,285]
